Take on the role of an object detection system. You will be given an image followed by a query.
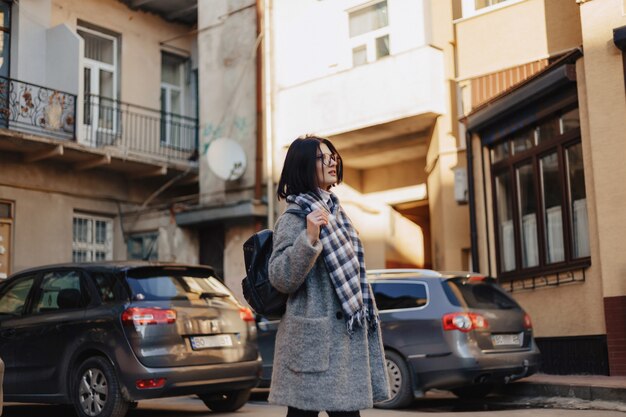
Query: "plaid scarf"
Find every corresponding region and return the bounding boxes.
[287,191,378,334]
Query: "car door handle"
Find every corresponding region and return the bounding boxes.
[0,328,16,338]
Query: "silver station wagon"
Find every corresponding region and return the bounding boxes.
[369,269,541,408]
[256,269,541,409]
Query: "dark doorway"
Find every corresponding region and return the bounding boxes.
[199,223,225,280]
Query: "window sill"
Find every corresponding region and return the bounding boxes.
[497,257,591,283]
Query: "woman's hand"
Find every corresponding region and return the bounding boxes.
[306,208,329,245]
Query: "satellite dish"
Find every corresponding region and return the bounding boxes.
[206,137,247,181]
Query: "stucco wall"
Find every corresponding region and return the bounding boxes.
[273,0,429,88]
[197,0,257,206]
[578,0,626,299]
[0,152,198,274]
[50,0,194,110]
[455,0,580,80]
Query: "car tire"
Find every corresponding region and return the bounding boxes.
[374,350,414,409]
[72,356,130,417]
[451,383,494,399]
[199,389,251,412]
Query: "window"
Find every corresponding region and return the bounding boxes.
[490,106,589,278]
[78,26,118,144]
[348,1,390,67]
[444,280,519,310]
[461,0,513,18]
[474,0,510,10]
[0,1,11,78]
[32,270,88,313]
[371,282,428,311]
[127,231,158,261]
[90,272,126,302]
[0,274,36,315]
[0,200,12,279]
[160,52,193,149]
[72,214,113,262]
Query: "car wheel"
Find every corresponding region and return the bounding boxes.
[72,356,130,417]
[451,384,494,399]
[374,350,414,409]
[199,389,251,412]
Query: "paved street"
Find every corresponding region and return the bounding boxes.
[4,391,625,417]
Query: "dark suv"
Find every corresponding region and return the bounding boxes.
[0,262,261,417]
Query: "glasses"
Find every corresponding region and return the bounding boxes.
[316,153,339,166]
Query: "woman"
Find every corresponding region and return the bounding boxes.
[268,136,390,417]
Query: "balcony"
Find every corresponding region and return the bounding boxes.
[275,46,446,145]
[455,0,582,80]
[0,77,198,177]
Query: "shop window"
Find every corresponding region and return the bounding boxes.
[490,106,589,279]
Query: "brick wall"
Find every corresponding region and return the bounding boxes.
[604,296,626,376]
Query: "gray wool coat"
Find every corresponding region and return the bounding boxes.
[267,204,391,412]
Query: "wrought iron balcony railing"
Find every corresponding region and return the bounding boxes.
[0,76,76,140]
[83,94,198,162]
[0,77,198,164]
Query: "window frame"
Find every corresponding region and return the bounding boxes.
[77,25,119,138]
[72,213,114,263]
[127,231,159,261]
[160,51,188,147]
[30,268,91,314]
[490,104,590,281]
[0,0,12,78]
[347,0,390,67]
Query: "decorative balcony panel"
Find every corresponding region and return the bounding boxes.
[0,76,76,140]
[83,94,198,162]
[276,46,446,143]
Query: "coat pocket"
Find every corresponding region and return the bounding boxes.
[284,315,331,373]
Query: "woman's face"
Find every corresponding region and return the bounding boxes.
[316,142,338,190]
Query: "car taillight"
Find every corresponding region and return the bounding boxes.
[239,307,255,322]
[136,378,166,389]
[121,307,176,325]
[523,313,533,329]
[442,312,489,332]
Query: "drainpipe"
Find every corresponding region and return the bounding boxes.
[255,0,264,205]
[466,130,480,273]
[262,0,275,228]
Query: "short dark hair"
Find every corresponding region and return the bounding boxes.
[276,136,343,200]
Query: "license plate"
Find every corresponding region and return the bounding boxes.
[491,333,522,346]
[190,334,232,350]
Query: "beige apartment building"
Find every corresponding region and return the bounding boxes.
[0,0,200,276]
[456,0,626,375]
[271,0,470,273]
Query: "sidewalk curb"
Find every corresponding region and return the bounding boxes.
[496,381,626,403]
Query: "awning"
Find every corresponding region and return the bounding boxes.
[464,49,582,143]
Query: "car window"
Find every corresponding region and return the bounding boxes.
[125,269,235,302]
[444,280,519,310]
[371,282,428,311]
[32,270,88,313]
[0,274,37,316]
[90,272,128,303]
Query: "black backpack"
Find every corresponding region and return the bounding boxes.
[241,209,307,318]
